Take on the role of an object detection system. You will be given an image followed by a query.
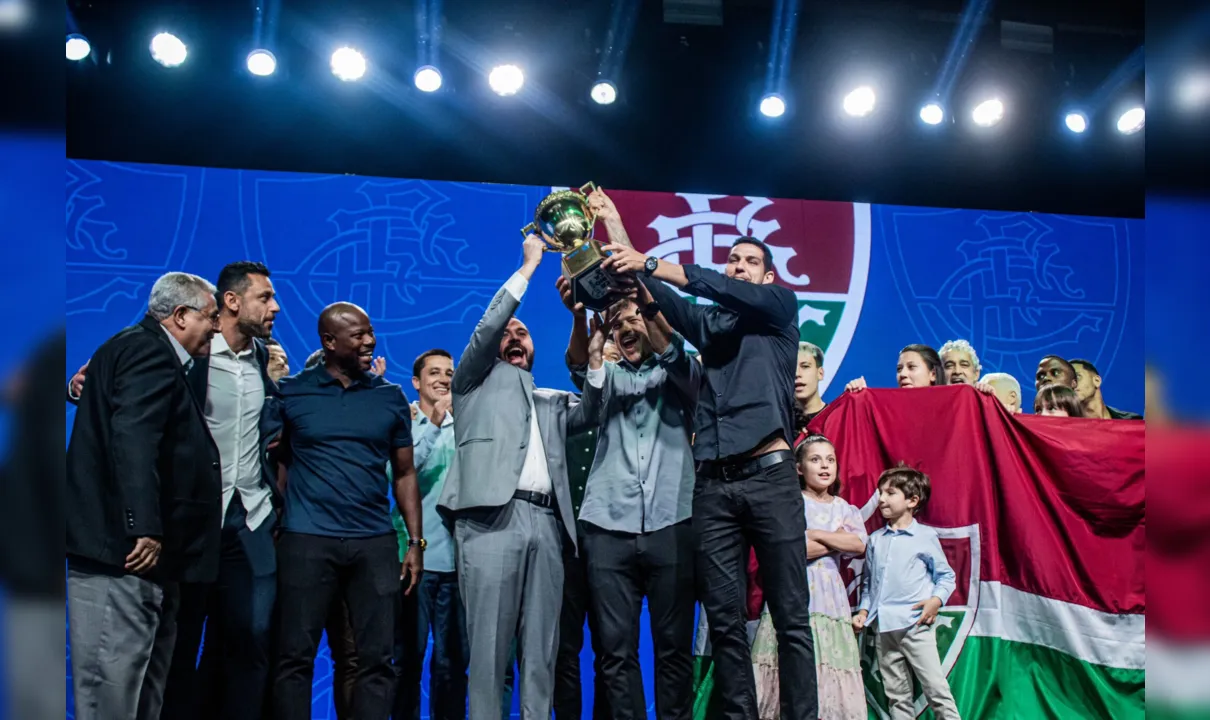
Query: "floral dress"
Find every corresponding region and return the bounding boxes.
[751,495,868,720]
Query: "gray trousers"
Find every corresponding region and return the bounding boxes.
[876,623,961,720]
[455,499,564,720]
[67,565,179,720]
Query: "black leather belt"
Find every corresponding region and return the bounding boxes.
[513,489,554,508]
[697,449,794,482]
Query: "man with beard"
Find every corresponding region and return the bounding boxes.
[71,262,286,720]
[1069,359,1143,420]
[559,277,699,720]
[438,235,593,720]
[939,339,981,385]
[273,303,423,720]
[601,232,818,720]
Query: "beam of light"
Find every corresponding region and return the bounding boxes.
[932,0,993,107]
[599,0,641,87]
[489,64,524,95]
[843,86,876,117]
[761,0,802,111]
[331,47,367,81]
[1116,107,1145,134]
[247,49,276,76]
[591,80,617,105]
[760,94,786,118]
[920,103,945,125]
[972,98,1004,127]
[1064,111,1088,133]
[414,65,443,92]
[66,34,91,61]
[150,33,187,67]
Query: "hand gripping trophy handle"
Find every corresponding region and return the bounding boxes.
[520,182,598,251]
[519,182,622,311]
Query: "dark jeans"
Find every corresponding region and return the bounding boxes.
[583,520,695,720]
[694,456,817,720]
[328,598,359,720]
[162,497,277,720]
[274,532,401,720]
[393,570,469,720]
[555,526,609,720]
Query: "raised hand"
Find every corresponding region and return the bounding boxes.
[845,377,868,393]
[522,234,546,270]
[431,394,452,424]
[372,356,387,377]
[556,276,585,314]
[600,243,649,275]
[587,313,608,369]
[587,188,619,220]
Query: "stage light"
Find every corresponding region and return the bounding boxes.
[920,103,944,125]
[591,81,617,105]
[150,32,187,67]
[971,98,1004,127]
[331,47,366,81]
[414,66,442,92]
[66,33,90,61]
[246,49,276,76]
[1116,107,1145,134]
[759,94,786,118]
[1064,112,1088,134]
[842,86,876,117]
[489,64,524,96]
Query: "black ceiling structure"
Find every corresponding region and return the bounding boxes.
[67,0,1144,217]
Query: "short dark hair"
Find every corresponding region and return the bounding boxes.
[799,341,824,369]
[900,343,946,386]
[1034,383,1084,417]
[795,434,840,495]
[264,337,281,347]
[1040,354,1077,378]
[412,348,453,379]
[1069,358,1099,378]
[216,261,271,301]
[304,348,325,369]
[878,464,932,515]
[731,237,774,275]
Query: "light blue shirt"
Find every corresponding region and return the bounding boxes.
[392,403,457,572]
[858,519,956,633]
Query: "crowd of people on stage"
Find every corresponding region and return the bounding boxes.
[64,189,1142,720]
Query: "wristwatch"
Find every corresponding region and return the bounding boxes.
[641,301,662,320]
[408,538,427,550]
[643,256,659,276]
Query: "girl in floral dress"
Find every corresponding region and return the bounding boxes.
[752,435,868,720]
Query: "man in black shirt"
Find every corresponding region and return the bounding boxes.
[603,237,817,720]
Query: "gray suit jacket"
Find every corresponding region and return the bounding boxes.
[437,281,591,553]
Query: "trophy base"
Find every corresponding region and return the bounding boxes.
[570,263,627,313]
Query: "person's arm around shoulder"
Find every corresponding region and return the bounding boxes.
[452,235,545,395]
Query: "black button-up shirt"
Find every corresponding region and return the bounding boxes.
[643,264,798,461]
[278,365,413,537]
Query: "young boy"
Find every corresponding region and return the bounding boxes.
[852,465,960,720]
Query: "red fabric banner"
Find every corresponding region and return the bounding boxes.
[807,385,1144,615]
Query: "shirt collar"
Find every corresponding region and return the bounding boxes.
[411,401,453,427]
[884,519,919,536]
[211,332,254,358]
[313,364,374,388]
[159,325,193,367]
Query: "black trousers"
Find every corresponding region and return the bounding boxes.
[694,456,817,720]
[555,524,610,720]
[274,532,401,720]
[582,520,695,720]
[161,497,277,720]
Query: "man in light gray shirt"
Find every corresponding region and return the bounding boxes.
[562,278,699,720]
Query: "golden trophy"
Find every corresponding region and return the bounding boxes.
[521,181,625,312]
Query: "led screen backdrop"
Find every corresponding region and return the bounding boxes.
[64,160,1144,719]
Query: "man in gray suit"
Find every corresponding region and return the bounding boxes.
[438,235,594,720]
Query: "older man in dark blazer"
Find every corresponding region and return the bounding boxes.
[67,271,223,720]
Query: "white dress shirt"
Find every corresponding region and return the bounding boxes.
[206,334,272,530]
[503,272,553,495]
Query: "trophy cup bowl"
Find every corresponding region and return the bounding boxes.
[521,182,626,312]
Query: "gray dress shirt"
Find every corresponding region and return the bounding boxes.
[574,336,699,534]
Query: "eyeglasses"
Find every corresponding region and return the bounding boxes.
[180,305,221,324]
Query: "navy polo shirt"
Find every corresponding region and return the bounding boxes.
[279,364,413,537]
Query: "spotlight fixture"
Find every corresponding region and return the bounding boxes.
[246,49,276,76]
[1116,107,1145,135]
[759,94,786,118]
[920,103,944,125]
[331,47,367,81]
[66,33,91,61]
[971,98,1004,127]
[489,64,524,96]
[150,32,187,67]
[591,80,617,105]
[414,66,442,92]
[842,86,876,117]
[1064,112,1088,134]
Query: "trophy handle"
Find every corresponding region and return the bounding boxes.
[579,181,598,195]
[520,222,537,239]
